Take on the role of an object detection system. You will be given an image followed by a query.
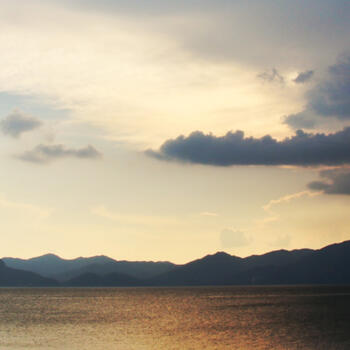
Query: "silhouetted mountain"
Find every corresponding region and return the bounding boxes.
[0,259,58,287]
[150,242,349,286]
[3,254,175,282]
[64,271,142,287]
[2,254,116,278]
[150,252,244,285]
[242,248,313,270]
[2,240,350,287]
[238,241,350,285]
[53,260,176,282]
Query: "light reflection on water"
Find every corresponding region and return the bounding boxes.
[0,286,350,350]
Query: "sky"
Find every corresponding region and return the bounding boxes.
[1,0,350,263]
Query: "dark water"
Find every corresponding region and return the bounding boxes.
[0,286,350,350]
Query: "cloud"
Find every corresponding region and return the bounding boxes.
[308,169,350,195]
[270,235,291,247]
[91,205,179,226]
[1,110,43,138]
[293,70,314,84]
[285,56,350,129]
[0,194,52,219]
[200,212,218,217]
[258,191,321,229]
[147,127,350,166]
[262,191,320,212]
[259,191,319,228]
[283,112,317,130]
[258,68,284,84]
[220,229,250,248]
[16,144,102,164]
[311,57,350,119]
[63,0,350,68]
[1,0,349,147]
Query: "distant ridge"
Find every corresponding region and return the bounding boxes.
[2,254,176,281]
[2,240,350,287]
[2,254,116,277]
[0,259,58,287]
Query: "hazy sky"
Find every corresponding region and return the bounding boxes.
[1,0,350,263]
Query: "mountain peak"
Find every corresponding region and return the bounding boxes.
[213,251,231,257]
[200,251,240,264]
[32,253,62,261]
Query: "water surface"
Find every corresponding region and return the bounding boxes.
[1,286,350,349]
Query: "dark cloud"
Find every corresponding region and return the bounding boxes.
[293,70,314,84]
[310,56,350,119]
[283,112,317,130]
[17,144,102,164]
[285,56,350,129]
[1,110,42,138]
[258,68,284,84]
[308,169,350,195]
[147,127,350,167]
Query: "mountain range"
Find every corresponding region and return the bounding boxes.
[1,240,350,287]
[3,254,175,281]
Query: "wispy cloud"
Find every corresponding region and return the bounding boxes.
[0,194,52,219]
[200,212,218,217]
[16,144,102,164]
[91,205,179,226]
[258,68,284,84]
[220,229,251,248]
[262,190,321,212]
[258,190,321,228]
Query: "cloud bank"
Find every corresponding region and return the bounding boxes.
[147,127,350,167]
[17,144,102,164]
[1,110,43,138]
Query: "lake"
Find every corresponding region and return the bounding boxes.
[0,286,350,349]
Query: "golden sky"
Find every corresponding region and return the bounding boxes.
[1,0,350,263]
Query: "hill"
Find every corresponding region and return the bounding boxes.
[0,259,58,287]
[151,241,350,286]
[2,240,350,287]
[3,254,175,281]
